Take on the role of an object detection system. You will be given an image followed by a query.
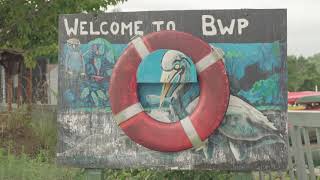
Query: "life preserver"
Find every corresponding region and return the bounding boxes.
[109,31,230,152]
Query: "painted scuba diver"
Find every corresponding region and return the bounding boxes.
[79,38,115,108]
[145,49,286,161]
[63,38,115,109]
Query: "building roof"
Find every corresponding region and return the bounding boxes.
[0,48,24,74]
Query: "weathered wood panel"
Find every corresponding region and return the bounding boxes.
[57,9,287,170]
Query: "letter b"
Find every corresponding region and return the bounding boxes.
[202,15,217,36]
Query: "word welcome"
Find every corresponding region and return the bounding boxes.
[64,15,249,37]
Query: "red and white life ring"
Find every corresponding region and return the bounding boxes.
[109,31,230,152]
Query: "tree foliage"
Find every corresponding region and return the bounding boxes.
[288,53,320,91]
[0,0,125,67]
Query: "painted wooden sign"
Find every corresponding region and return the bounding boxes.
[57,9,287,170]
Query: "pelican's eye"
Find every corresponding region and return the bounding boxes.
[174,64,180,70]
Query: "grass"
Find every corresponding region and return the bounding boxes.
[0,105,57,157]
[0,106,85,180]
[104,169,233,180]
[30,105,58,157]
[0,148,84,180]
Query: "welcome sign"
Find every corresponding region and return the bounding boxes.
[57,9,287,170]
[62,14,249,37]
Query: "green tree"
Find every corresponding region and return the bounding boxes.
[288,55,304,91]
[298,63,320,91]
[309,53,320,72]
[0,0,125,67]
[288,54,320,91]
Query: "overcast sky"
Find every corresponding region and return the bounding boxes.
[115,0,320,57]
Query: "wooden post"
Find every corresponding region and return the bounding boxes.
[17,73,22,107]
[8,75,12,111]
[4,69,8,110]
[5,69,12,111]
[26,68,32,111]
[84,169,103,180]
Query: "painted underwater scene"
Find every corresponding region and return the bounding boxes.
[58,38,287,170]
[60,39,286,112]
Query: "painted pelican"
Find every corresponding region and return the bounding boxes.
[158,50,196,122]
[151,49,285,161]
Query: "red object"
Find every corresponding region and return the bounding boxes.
[288,91,320,105]
[92,75,104,82]
[109,31,230,152]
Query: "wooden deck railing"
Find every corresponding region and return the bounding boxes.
[287,111,320,180]
[236,111,320,180]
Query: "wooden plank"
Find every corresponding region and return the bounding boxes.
[26,69,32,111]
[288,156,295,179]
[302,144,320,151]
[315,128,320,164]
[316,128,320,144]
[290,126,308,180]
[287,111,320,179]
[287,129,295,180]
[288,111,320,127]
[288,129,296,179]
[302,127,316,180]
[6,72,12,111]
[17,72,22,107]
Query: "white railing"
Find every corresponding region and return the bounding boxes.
[287,111,320,180]
[237,111,320,180]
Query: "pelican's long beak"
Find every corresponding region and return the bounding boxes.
[159,70,177,107]
[160,83,171,107]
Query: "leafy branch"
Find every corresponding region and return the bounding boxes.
[0,0,126,68]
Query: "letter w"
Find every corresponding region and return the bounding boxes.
[217,19,235,35]
[64,18,79,36]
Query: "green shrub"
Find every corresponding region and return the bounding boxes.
[0,148,84,180]
[30,106,57,158]
[0,106,31,134]
[104,169,233,180]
